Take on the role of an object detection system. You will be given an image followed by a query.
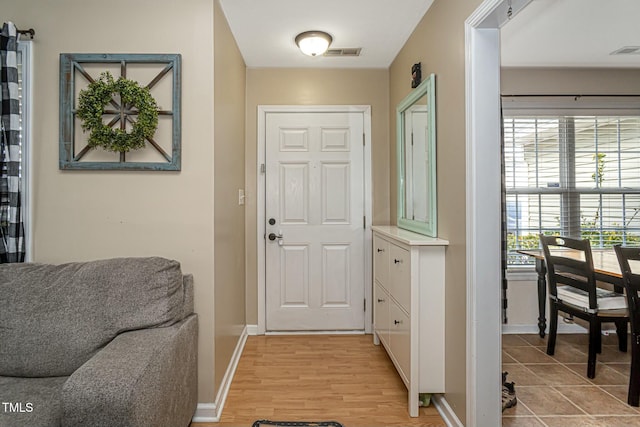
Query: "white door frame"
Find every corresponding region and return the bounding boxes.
[257,105,373,335]
[465,1,531,425]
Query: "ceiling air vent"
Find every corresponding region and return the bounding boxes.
[610,46,640,55]
[324,48,362,57]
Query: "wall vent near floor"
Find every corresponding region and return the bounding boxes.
[324,48,362,57]
[610,46,640,55]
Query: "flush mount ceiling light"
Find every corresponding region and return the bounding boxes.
[295,31,333,57]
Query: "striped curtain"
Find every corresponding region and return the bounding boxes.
[0,21,25,263]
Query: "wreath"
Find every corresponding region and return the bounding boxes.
[76,71,159,153]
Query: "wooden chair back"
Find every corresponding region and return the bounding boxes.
[539,235,597,310]
[614,245,640,333]
[614,245,640,406]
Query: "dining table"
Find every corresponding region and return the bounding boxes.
[516,248,624,337]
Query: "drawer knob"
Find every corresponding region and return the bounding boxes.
[394,320,402,325]
[377,248,384,253]
[377,298,385,303]
[394,259,402,264]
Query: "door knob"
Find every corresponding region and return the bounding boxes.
[268,232,283,241]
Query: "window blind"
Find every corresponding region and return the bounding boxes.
[503,97,640,266]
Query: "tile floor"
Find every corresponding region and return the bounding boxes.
[502,332,640,427]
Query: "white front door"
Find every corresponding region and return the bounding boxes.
[405,106,429,222]
[265,111,365,331]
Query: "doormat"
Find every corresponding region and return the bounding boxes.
[252,421,343,427]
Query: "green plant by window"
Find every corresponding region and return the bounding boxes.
[76,71,159,153]
[507,153,639,260]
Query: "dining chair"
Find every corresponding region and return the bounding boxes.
[540,235,628,379]
[614,244,640,406]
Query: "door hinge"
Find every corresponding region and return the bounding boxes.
[362,133,365,146]
[260,163,266,174]
[363,216,366,229]
[411,133,414,146]
[364,298,366,311]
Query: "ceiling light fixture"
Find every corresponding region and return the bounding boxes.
[295,31,333,57]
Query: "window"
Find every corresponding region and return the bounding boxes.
[503,97,640,267]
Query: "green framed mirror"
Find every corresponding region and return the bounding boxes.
[397,73,436,236]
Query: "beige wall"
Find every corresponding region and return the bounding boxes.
[389,0,483,423]
[213,0,247,395]
[4,0,218,403]
[244,68,390,325]
[502,67,640,95]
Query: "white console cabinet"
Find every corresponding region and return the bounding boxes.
[371,225,448,417]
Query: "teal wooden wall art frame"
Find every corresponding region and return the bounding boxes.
[397,73,437,236]
[59,53,182,171]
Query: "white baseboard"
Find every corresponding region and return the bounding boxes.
[432,394,464,427]
[192,325,249,423]
[265,330,365,336]
[191,403,217,423]
[248,324,368,336]
[502,322,587,335]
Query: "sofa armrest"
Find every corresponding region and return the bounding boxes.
[61,315,198,427]
[182,273,194,317]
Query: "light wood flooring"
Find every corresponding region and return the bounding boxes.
[503,333,640,426]
[191,334,446,427]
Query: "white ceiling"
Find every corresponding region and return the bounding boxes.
[219,0,640,70]
[218,0,434,68]
[501,0,640,68]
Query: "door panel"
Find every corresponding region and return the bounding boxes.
[280,163,309,224]
[265,112,365,331]
[321,162,350,224]
[280,245,309,307]
[321,244,351,307]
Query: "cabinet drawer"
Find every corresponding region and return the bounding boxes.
[373,235,390,290]
[374,282,390,347]
[389,244,410,313]
[390,301,411,386]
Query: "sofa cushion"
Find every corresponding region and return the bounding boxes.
[0,257,184,378]
[0,376,67,427]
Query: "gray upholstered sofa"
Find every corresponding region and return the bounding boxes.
[0,257,198,427]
